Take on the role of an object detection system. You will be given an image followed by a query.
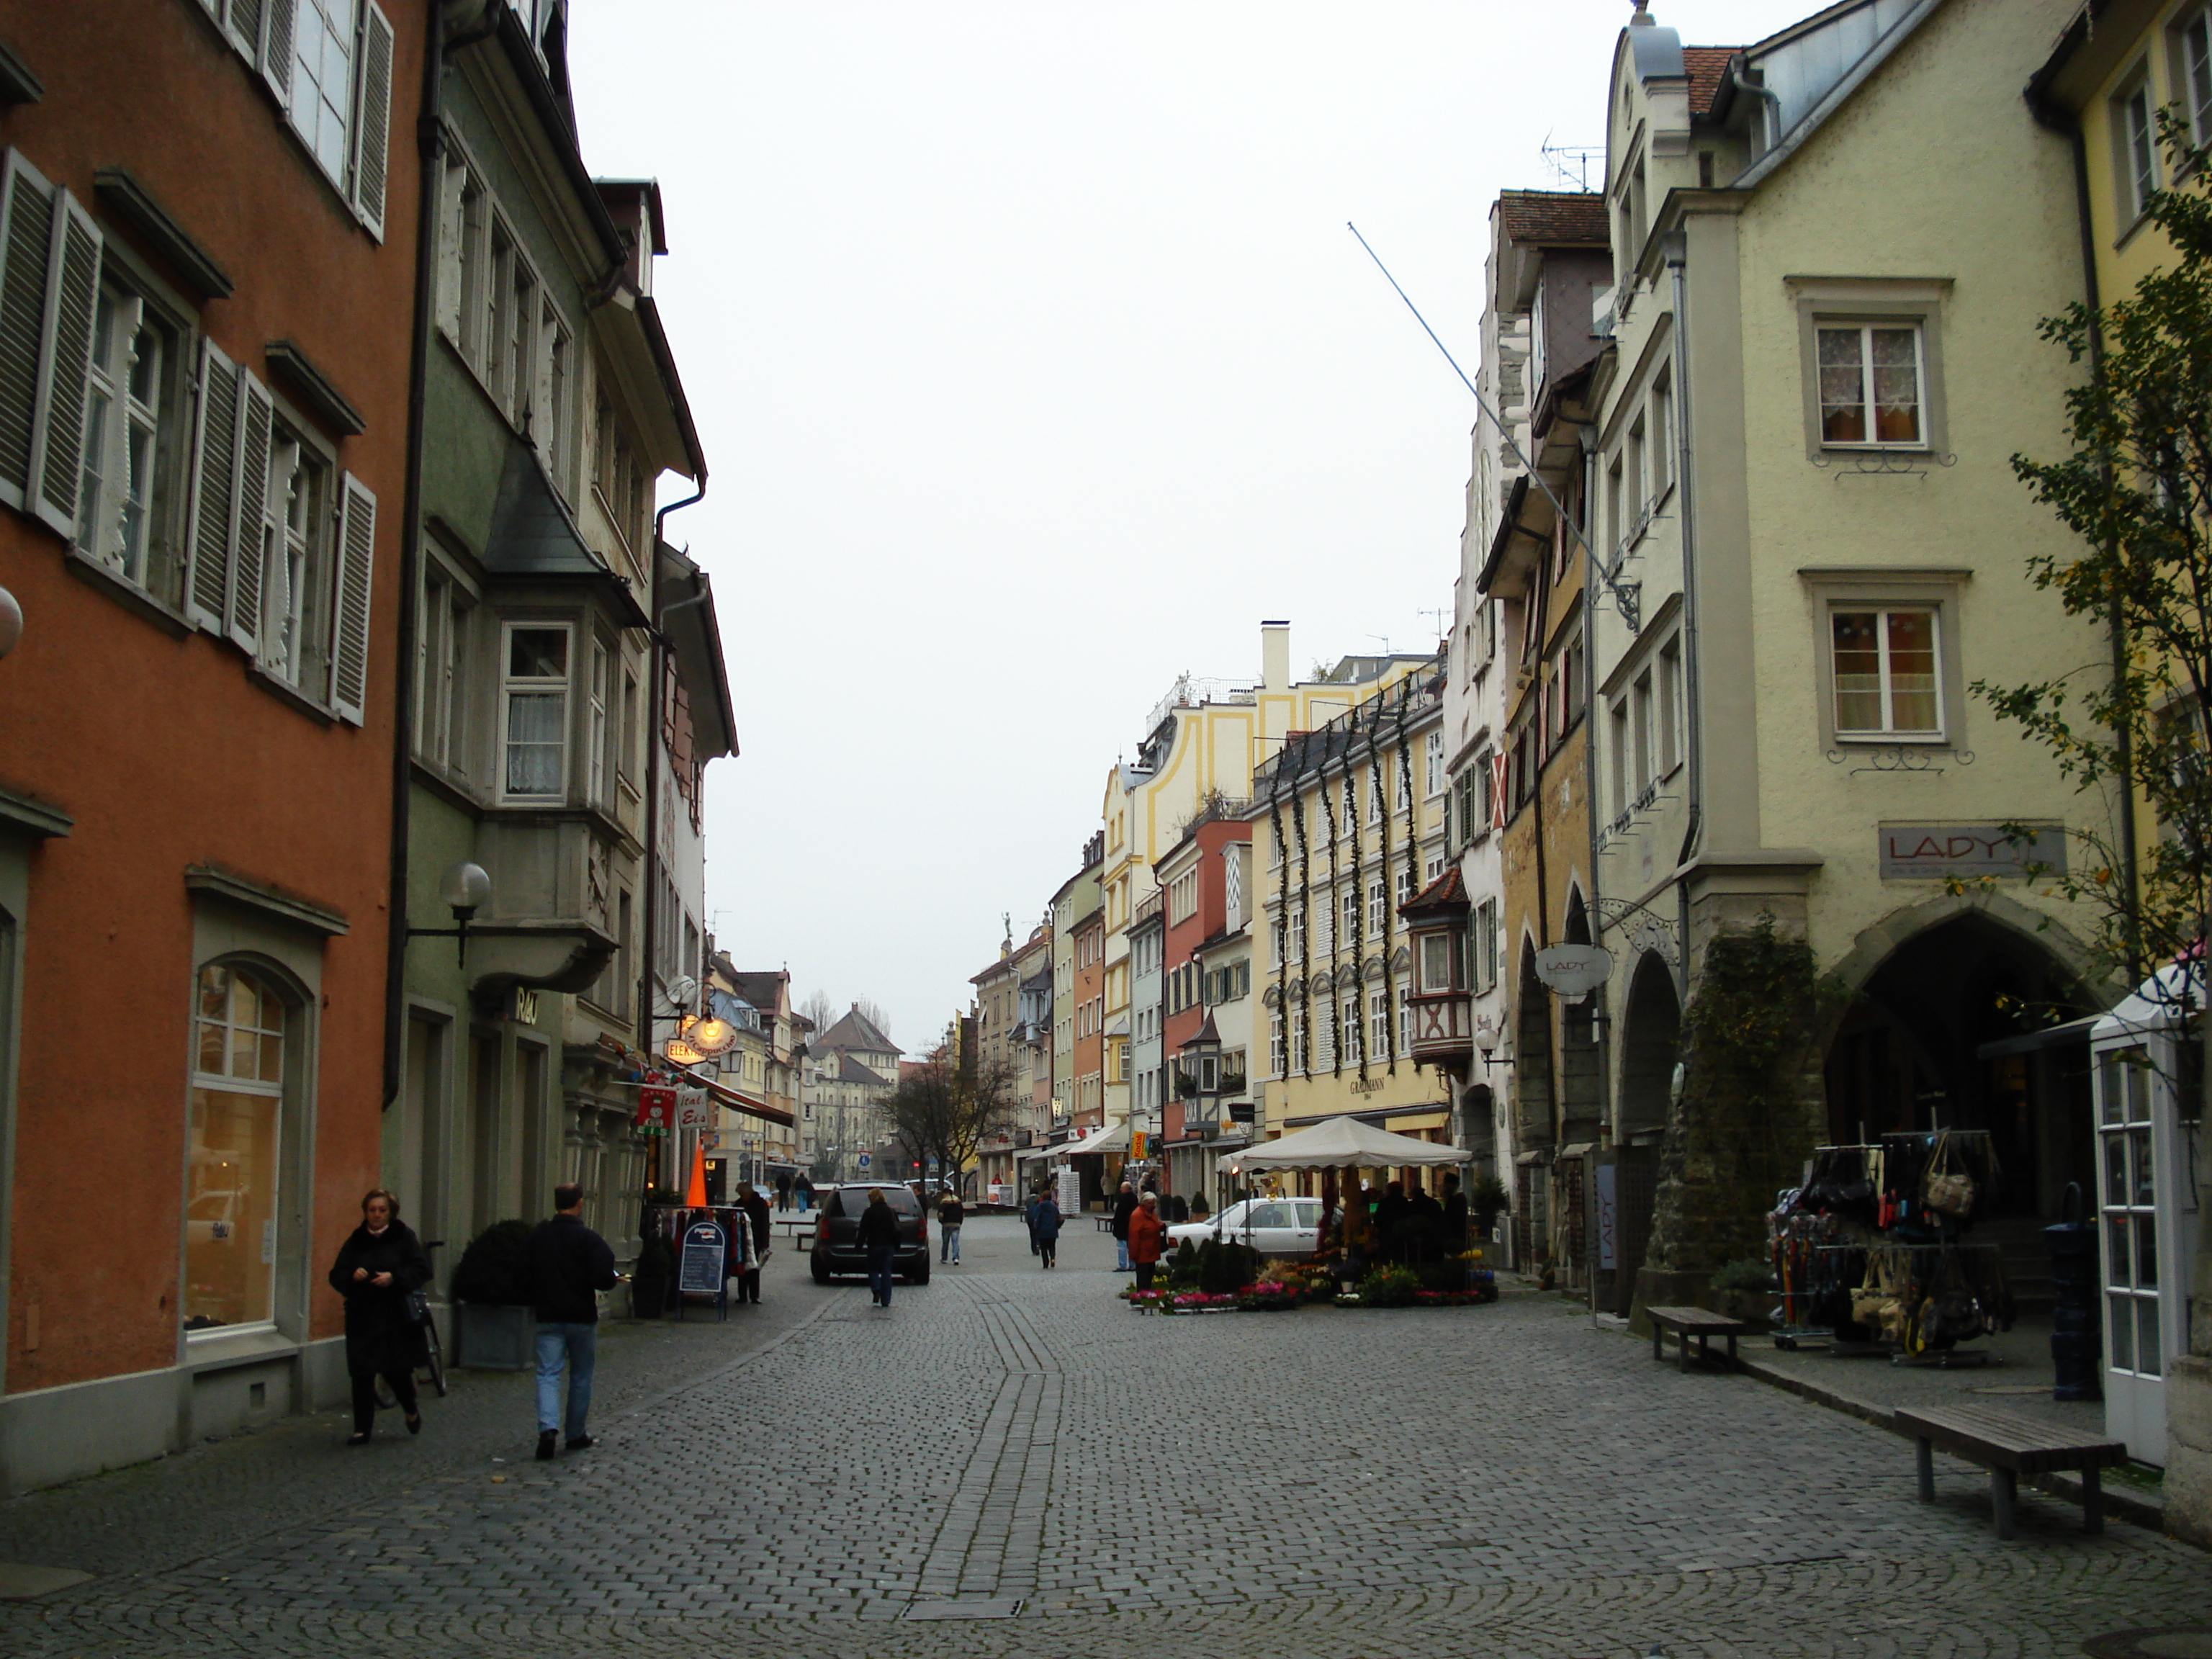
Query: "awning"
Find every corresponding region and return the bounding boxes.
[1015,1145,1059,1162]
[1058,1121,1131,1157]
[679,1067,794,1128]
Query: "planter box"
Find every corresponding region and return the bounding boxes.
[454,1303,536,1371]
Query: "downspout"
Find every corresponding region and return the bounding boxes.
[2030,89,2141,979]
[384,1,454,1107]
[634,479,709,1093]
[1664,230,1704,984]
[1580,423,1612,1153]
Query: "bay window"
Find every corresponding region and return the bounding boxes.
[501,622,570,801]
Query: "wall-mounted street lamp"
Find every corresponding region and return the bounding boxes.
[408,860,491,965]
[0,587,21,659]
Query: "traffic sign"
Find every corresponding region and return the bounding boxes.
[856,1152,871,1170]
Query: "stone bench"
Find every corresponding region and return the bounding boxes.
[1646,1305,1759,1373]
[1893,1403,2126,1539]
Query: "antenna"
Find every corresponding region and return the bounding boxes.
[1419,606,1452,636]
[1346,222,1642,634]
[1539,138,1606,192]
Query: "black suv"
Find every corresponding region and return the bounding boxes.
[809,1184,930,1285]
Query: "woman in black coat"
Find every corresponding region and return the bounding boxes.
[328,1188,431,1444]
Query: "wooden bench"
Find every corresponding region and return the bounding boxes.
[1646,1305,1759,1373]
[1892,1404,2126,1539]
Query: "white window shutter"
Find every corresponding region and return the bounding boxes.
[27,189,102,541]
[0,150,58,512]
[260,0,297,104]
[228,367,273,657]
[225,0,266,65]
[351,2,396,242]
[184,338,240,631]
[331,472,376,724]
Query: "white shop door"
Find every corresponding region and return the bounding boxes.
[2092,1043,2195,1465]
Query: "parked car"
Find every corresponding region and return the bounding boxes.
[1166,1197,1324,1257]
[810,1183,931,1285]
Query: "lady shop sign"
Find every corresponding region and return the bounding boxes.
[1876,822,2067,881]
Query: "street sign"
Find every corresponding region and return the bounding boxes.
[857,1152,871,1170]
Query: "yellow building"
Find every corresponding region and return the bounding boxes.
[2028,0,2212,1547]
[1250,660,1453,1174]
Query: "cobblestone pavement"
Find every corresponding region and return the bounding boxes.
[0,1216,2206,1658]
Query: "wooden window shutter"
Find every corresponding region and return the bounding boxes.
[226,368,274,657]
[330,472,376,724]
[27,189,101,539]
[350,2,395,241]
[260,0,297,103]
[0,150,58,512]
[185,338,240,631]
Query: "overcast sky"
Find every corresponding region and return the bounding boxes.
[566,1,1787,1056]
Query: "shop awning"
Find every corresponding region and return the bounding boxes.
[1058,1120,1131,1157]
[680,1069,794,1128]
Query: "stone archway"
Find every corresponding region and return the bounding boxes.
[1822,899,2106,1218]
[1617,949,1681,1147]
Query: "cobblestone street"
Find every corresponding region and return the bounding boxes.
[0,1216,2206,1658]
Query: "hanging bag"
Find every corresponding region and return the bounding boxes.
[1922,1131,1976,1218]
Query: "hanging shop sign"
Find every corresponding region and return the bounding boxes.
[676,1084,714,1130]
[1877,822,2067,881]
[635,1074,677,1135]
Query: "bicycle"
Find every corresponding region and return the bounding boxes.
[374,1238,449,1408]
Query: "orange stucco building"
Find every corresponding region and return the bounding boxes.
[0,0,420,1490]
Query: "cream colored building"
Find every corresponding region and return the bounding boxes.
[1588,0,2116,1313]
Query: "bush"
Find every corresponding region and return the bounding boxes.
[1709,1256,1773,1293]
[450,1219,536,1305]
[1413,1260,1466,1294]
[1166,1239,1200,1289]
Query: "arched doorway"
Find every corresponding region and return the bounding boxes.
[1618,950,1681,1147]
[1825,910,2098,1219]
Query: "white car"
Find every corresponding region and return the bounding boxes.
[1166,1197,1324,1257]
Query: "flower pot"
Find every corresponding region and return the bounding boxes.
[454,1302,536,1370]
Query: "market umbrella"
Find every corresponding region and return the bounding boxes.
[1224,1114,1470,1173]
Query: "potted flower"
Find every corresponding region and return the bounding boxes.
[449,1219,536,1370]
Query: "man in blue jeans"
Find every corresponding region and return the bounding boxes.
[527,1184,619,1460]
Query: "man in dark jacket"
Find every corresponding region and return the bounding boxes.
[855,1187,902,1308]
[938,1191,966,1264]
[528,1184,618,1460]
[1110,1182,1138,1272]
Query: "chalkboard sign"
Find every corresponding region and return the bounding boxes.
[678,1220,727,1296]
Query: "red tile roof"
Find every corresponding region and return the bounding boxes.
[1496,190,1609,246]
[1683,45,1740,117]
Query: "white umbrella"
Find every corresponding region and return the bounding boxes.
[1226,1115,1470,1173]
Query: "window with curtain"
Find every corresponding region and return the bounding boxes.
[502,623,570,799]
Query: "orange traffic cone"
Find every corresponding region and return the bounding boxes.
[685,1138,708,1208]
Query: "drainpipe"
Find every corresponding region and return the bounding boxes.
[1664,230,1704,986]
[1579,423,1613,1152]
[2028,91,2141,981]
[634,480,709,1104]
[384,1,457,1108]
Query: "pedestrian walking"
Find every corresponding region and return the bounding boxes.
[938,1190,965,1264]
[794,1174,814,1214]
[1024,1186,1042,1255]
[1110,1181,1138,1272]
[528,1183,619,1460]
[855,1186,901,1307]
[775,1171,792,1212]
[1032,1190,1062,1269]
[739,1184,771,1303]
[1128,1190,1166,1290]
[328,1188,431,1446]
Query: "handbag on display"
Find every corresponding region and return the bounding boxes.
[1922,1132,1976,1218]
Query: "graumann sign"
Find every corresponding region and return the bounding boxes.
[1876,822,2069,881]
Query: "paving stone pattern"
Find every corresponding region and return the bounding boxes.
[0,1216,2206,1658]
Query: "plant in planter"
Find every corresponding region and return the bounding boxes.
[1468,1172,1509,1238]
[1356,1264,1421,1308]
[1166,1238,1200,1289]
[450,1219,536,1370]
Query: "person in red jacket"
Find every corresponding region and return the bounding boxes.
[1128,1190,1168,1290]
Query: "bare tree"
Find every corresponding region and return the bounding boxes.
[876,1053,1021,1188]
[797,989,835,1033]
[855,998,893,1040]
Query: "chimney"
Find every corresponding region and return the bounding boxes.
[1261,620,1290,693]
